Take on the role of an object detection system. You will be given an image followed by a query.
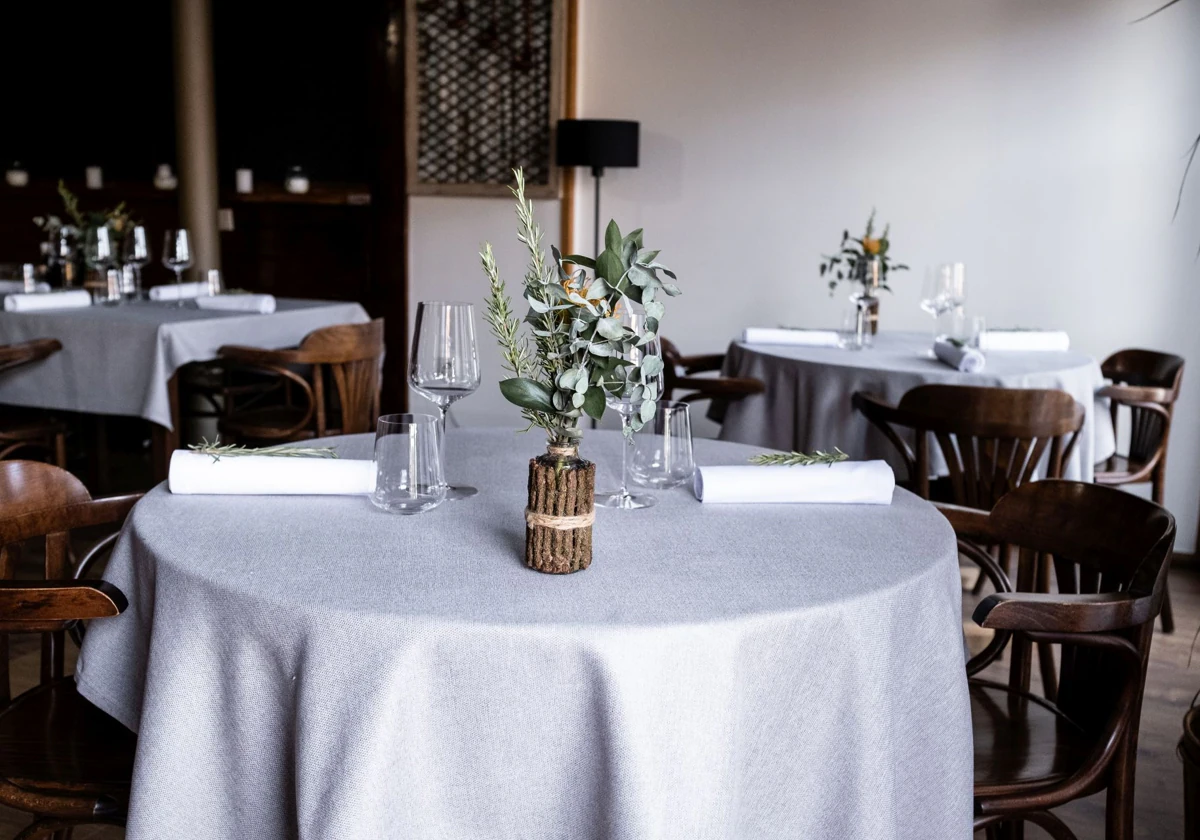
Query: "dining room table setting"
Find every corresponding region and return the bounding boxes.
[63,176,977,839]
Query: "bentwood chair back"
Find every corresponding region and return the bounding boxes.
[660,337,765,410]
[1095,348,1184,632]
[854,385,1084,511]
[0,339,68,468]
[940,481,1174,840]
[217,318,385,443]
[0,460,140,834]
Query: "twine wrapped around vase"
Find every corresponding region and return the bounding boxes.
[525,444,595,574]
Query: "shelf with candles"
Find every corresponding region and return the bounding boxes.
[222,183,372,207]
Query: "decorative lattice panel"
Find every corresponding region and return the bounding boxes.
[407,0,563,197]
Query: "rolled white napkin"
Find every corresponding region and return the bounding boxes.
[933,338,985,373]
[694,460,895,504]
[3,290,92,312]
[0,280,51,295]
[149,281,207,301]
[978,329,1070,352]
[194,294,277,314]
[168,450,376,495]
[742,327,840,347]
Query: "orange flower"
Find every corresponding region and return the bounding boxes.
[862,237,881,256]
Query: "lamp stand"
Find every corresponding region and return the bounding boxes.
[591,165,605,260]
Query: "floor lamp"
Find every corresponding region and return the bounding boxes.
[556,119,640,259]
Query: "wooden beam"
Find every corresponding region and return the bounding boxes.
[559,0,579,255]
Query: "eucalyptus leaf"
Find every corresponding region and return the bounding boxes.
[639,399,656,423]
[644,300,665,320]
[582,386,606,420]
[604,220,622,254]
[627,265,652,287]
[561,254,596,268]
[660,282,681,297]
[596,250,625,285]
[641,356,665,377]
[571,391,586,408]
[595,317,624,341]
[499,377,555,412]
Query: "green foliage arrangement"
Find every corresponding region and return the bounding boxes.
[818,209,908,294]
[33,180,136,245]
[749,448,848,467]
[481,169,681,446]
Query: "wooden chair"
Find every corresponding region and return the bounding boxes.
[216,319,384,443]
[853,385,1084,507]
[660,337,765,407]
[0,460,141,837]
[854,385,1085,692]
[1094,348,1184,633]
[941,481,1175,840]
[0,340,68,469]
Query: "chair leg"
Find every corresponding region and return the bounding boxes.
[1152,472,1174,633]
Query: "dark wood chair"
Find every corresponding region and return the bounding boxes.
[660,337,765,407]
[854,384,1085,692]
[0,340,68,469]
[1094,348,1184,633]
[216,319,384,443]
[853,384,1084,507]
[940,481,1175,840]
[0,460,141,837]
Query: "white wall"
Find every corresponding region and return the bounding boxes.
[407,196,561,427]
[409,0,1200,548]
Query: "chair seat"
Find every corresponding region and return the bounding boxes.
[0,408,67,441]
[1095,454,1153,486]
[972,680,1093,798]
[0,678,134,796]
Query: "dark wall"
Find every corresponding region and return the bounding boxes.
[0,1,176,180]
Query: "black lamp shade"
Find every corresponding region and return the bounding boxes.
[556,119,639,171]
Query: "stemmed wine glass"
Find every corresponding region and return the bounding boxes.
[162,229,193,307]
[596,309,662,510]
[409,301,482,500]
[83,225,115,274]
[920,263,966,340]
[122,225,151,299]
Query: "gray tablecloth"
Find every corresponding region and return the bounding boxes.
[77,429,972,840]
[0,298,369,429]
[720,331,1116,482]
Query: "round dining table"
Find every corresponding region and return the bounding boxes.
[77,428,972,840]
[718,331,1116,482]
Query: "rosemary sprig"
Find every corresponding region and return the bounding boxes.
[188,437,338,463]
[749,448,849,467]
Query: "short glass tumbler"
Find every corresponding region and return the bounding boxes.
[630,401,696,489]
[370,413,446,514]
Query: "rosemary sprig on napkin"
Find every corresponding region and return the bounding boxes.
[749,448,848,467]
[188,437,338,463]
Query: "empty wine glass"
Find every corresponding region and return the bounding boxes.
[56,227,79,288]
[83,225,115,273]
[630,401,695,489]
[920,263,966,340]
[162,229,193,307]
[409,301,481,500]
[122,224,150,299]
[597,309,662,510]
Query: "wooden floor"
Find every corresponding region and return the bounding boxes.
[0,561,1196,838]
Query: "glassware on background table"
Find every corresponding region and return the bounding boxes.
[84,225,117,304]
[409,301,481,500]
[21,263,37,294]
[597,309,662,510]
[837,306,867,350]
[122,224,151,299]
[969,315,986,349]
[162,229,193,307]
[205,269,223,296]
[370,413,446,514]
[56,227,79,288]
[630,401,695,489]
[920,263,966,337]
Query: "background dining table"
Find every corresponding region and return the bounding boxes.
[77,428,972,840]
[0,297,369,477]
[718,331,1116,482]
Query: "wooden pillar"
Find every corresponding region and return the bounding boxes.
[172,0,222,277]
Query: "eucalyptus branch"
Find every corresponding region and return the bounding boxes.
[188,438,338,462]
[749,448,848,467]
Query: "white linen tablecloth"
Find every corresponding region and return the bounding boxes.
[0,298,369,429]
[77,429,972,840]
[720,331,1116,482]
